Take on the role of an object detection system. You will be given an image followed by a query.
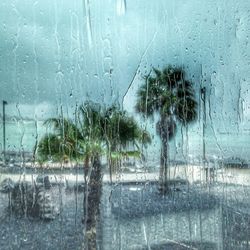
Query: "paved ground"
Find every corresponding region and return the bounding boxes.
[0,187,84,250]
[0,172,250,249]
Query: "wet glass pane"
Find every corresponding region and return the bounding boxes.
[1,0,250,249]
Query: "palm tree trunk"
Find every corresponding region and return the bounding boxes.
[107,144,117,184]
[108,148,113,184]
[159,137,169,194]
[158,116,170,194]
[84,156,89,185]
[83,156,102,250]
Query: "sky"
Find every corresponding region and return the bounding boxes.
[0,0,250,133]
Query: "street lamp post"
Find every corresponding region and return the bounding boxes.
[201,87,206,161]
[2,100,8,164]
[200,87,207,181]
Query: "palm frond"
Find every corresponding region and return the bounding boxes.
[135,65,198,142]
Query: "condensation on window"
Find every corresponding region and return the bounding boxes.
[0,0,250,249]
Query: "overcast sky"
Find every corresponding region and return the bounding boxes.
[0,0,250,132]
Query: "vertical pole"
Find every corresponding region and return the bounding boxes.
[201,87,207,181]
[2,100,7,164]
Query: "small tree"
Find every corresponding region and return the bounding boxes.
[135,66,197,193]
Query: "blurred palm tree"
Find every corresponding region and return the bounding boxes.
[37,118,83,163]
[101,105,151,183]
[36,101,150,250]
[135,66,197,193]
[37,103,104,249]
